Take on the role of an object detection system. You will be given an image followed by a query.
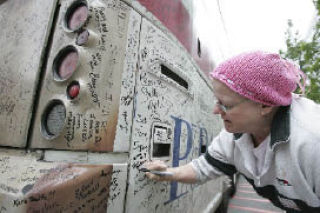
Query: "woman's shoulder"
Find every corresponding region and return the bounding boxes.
[217,129,237,142]
[291,94,320,113]
[290,94,320,136]
[209,129,236,149]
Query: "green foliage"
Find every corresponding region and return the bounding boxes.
[280,0,320,103]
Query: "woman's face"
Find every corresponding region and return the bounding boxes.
[212,80,263,134]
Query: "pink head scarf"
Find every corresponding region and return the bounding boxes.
[210,51,306,106]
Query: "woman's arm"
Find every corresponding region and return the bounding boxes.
[143,160,198,183]
[144,130,235,183]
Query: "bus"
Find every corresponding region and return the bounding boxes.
[0,0,230,212]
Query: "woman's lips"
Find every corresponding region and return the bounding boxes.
[221,116,231,124]
[224,119,231,123]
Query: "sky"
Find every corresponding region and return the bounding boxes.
[195,0,317,62]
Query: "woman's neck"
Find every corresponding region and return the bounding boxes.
[250,106,279,147]
[251,130,270,147]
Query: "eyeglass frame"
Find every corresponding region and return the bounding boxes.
[214,99,248,113]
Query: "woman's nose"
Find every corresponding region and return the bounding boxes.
[213,105,223,115]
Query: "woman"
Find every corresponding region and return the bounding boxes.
[144,51,320,212]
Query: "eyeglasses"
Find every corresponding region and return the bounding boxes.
[215,99,247,113]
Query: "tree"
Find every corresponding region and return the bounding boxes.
[280,0,320,103]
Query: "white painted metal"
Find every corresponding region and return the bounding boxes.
[30,0,140,152]
[0,0,58,147]
[44,150,129,164]
[0,148,128,212]
[124,17,223,212]
[0,0,227,212]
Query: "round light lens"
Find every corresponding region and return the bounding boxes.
[41,100,66,139]
[65,1,88,31]
[67,81,80,99]
[53,46,79,81]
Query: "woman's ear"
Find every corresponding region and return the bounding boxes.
[260,104,274,116]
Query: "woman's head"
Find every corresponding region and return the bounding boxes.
[210,51,304,134]
[212,79,277,134]
[210,51,305,106]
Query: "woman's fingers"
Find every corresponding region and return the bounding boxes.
[142,160,171,181]
[146,172,162,181]
[143,160,167,171]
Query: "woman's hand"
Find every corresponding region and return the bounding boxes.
[142,160,198,183]
[142,160,174,182]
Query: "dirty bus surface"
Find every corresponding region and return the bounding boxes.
[0,0,229,212]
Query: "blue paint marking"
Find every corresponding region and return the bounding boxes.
[165,116,211,204]
[171,116,193,168]
[165,116,192,204]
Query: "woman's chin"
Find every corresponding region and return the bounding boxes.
[223,120,235,133]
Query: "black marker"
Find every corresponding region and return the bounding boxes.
[139,167,174,176]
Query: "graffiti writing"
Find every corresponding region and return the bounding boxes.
[0,98,15,115]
